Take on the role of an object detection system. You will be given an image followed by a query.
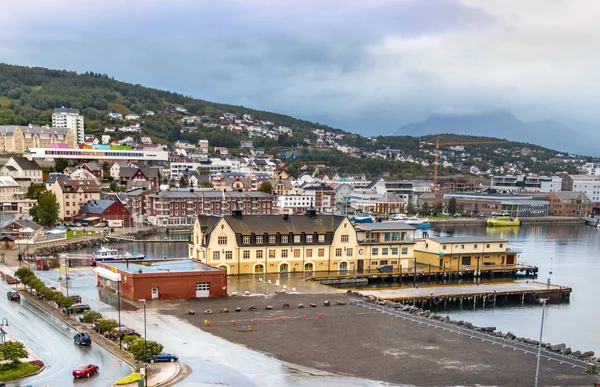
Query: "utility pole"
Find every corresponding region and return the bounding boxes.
[534,299,548,387]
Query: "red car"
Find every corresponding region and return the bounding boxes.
[72,363,98,378]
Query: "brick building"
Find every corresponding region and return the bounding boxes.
[94,259,227,300]
[147,189,276,226]
[547,191,592,216]
[78,199,133,226]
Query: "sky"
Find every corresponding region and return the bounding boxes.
[1,0,599,136]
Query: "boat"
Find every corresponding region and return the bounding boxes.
[486,214,521,227]
[352,211,373,224]
[92,246,146,262]
[405,216,431,229]
[377,265,393,273]
[390,213,408,221]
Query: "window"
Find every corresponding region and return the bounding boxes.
[401,247,408,255]
[346,248,353,257]
[256,236,264,244]
[318,234,325,243]
[474,244,478,249]
[281,249,288,258]
[269,249,276,258]
[269,235,276,244]
[442,245,447,250]
[256,250,263,259]
[243,250,250,259]
[225,251,233,260]
[306,249,313,257]
[212,251,220,260]
[486,244,490,248]
[499,244,503,248]
[318,248,325,257]
[294,235,301,243]
[380,260,388,265]
[341,235,349,243]
[461,245,465,249]
[294,249,301,258]
[335,248,342,257]
[391,247,398,255]
[306,235,313,243]
[218,236,227,245]
[281,235,288,243]
[371,261,378,265]
[391,260,398,264]
[382,248,389,255]
[372,248,379,256]
[243,236,250,244]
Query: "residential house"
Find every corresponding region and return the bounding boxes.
[0,176,36,214]
[51,179,101,220]
[78,199,132,226]
[108,112,123,119]
[0,157,43,191]
[548,191,592,217]
[81,161,103,180]
[2,219,43,241]
[69,168,99,183]
[125,114,140,120]
[124,188,154,224]
[118,167,160,189]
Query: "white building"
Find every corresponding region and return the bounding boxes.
[52,107,85,144]
[25,148,168,162]
[101,135,111,145]
[540,176,563,193]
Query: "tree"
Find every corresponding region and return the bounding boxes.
[57,295,75,309]
[0,341,28,365]
[406,203,415,215]
[26,183,46,200]
[102,161,110,178]
[97,318,119,333]
[36,192,59,227]
[82,310,103,324]
[54,158,68,172]
[109,181,119,192]
[258,181,273,194]
[129,338,164,363]
[447,197,457,215]
[179,175,188,188]
[434,201,443,215]
[199,181,213,188]
[14,267,34,280]
[419,202,431,216]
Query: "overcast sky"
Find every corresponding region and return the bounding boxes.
[1,0,599,135]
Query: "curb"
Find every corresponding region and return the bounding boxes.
[111,362,187,387]
[155,362,181,387]
[18,290,137,370]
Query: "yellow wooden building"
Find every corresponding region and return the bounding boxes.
[189,209,360,275]
[414,236,518,271]
[354,223,417,272]
[0,125,76,153]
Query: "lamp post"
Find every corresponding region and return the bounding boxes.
[117,280,121,349]
[138,299,147,386]
[0,318,9,344]
[534,298,548,387]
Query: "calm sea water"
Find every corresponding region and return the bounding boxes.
[433,224,600,354]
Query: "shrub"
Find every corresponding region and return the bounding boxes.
[97,318,118,333]
[115,372,141,385]
[81,310,102,324]
[28,359,44,368]
[129,339,163,363]
[56,295,74,309]
[0,341,28,365]
[0,362,40,381]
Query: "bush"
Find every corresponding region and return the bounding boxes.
[114,372,141,385]
[0,362,40,382]
[81,310,102,324]
[0,341,28,365]
[129,339,163,363]
[56,295,74,309]
[28,359,44,368]
[97,318,118,333]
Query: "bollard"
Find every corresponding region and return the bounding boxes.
[248,325,251,331]
[303,314,307,320]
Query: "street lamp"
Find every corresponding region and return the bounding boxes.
[117,280,121,349]
[534,298,549,387]
[0,318,9,344]
[138,299,147,386]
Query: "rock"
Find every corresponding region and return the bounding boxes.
[481,327,496,333]
[377,301,385,306]
[204,309,213,314]
[523,338,538,345]
[309,303,317,308]
[401,305,411,312]
[282,303,290,309]
[505,332,516,340]
[443,316,450,323]
[464,322,474,330]
[562,347,572,355]
[235,307,242,312]
[248,306,257,311]
[572,350,581,357]
[220,308,229,313]
[550,343,566,352]
[265,305,273,310]
[579,351,595,359]
[231,291,238,296]
[188,310,195,315]
[336,301,346,306]
[323,300,330,306]
[346,290,352,294]
[495,332,505,337]
[298,303,304,309]
[431,314,443,321]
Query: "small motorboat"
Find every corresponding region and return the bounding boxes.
[93,246,145,262]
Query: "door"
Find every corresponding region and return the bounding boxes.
[461,256,471,267]
[304,262,314,272]
[506,254,515,265]
[196,282,210,298]
[357,260,364,273]
[439,258,444,270]
[151,287,159,299]
[280,263,289,273]
[339,261,348,271]
[254,264,264,273]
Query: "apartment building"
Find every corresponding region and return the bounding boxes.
[0,157,43,191]
[52,108,85,144]
[548,191,592,216]
[51,179,101,220]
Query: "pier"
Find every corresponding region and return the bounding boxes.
[356,281,572,310]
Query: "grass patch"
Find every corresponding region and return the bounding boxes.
[31,85,42,91]
[115,371,141,385]
[0,362,41,382]
[66,230,97,239]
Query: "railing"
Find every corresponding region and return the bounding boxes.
[358,238,414,244]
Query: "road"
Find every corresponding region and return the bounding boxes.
[37,268,387,387]
[0,279,133,386]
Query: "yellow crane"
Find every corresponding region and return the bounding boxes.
[419,136,507,193]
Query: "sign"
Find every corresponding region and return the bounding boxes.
[118,359,123,365]
[140,367,146,376]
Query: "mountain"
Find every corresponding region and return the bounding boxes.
[395,110,599,156]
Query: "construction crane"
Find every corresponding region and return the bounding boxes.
[419,136,507,193]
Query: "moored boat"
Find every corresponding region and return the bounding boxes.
[352,211,373,224]
[405,216,430,229]
[486,214,521,227]
[93,246,146,262]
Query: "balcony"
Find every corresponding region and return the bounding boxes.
[359,238,414,244]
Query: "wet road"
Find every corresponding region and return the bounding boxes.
[0,279,133,386]
[37,268,391,387]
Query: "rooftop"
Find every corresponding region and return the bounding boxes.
[203,214,346,236]
[355,222,417,231]
[109,259,218,274]
[426,236,507,244]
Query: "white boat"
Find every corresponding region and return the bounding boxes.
[93,246,146,262]
[352,211,373,224]
[405,216,431,229]
[390,213,408,221]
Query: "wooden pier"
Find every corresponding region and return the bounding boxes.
[357,281,572,310]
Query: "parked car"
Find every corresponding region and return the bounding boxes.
[69,295,82,303]
[81,222,89,227]
[151,353,178,363]
[73,222,82,227]
[94,222,106,228]
[6,291,20,301]
[72,363,98,378]
[73,332,92,346]
[65,304,91,314]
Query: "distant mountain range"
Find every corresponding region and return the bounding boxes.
[395,110,599,156]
